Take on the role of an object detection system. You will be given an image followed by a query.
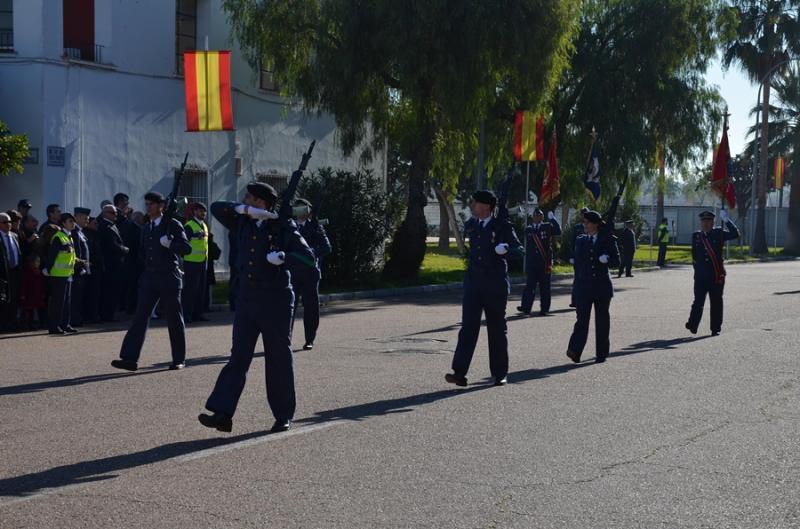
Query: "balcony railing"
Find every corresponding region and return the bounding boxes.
[0,30,13,50]
[63,43,105,64]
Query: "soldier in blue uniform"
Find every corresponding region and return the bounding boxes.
[111,192,192,371]
[199,182,316,433]
[617,219,636,278]
[290,198,332,350]
[445,190,522,387]
[566,210,620,364]
[685,210,739,336]
[517,207,561,316]
[568,207,590,308]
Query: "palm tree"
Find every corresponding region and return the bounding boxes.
[721,0,800,254]
[769,68,800,252]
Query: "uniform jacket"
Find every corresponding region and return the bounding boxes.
[620,228,636,259]
[139,216,192,285]
[71,227,91,275]
[291,219,332,280]
[463,216,522,294]
[572,233,620,302]
[43,228,74,276]
[85,228,105,274]
[99,217,128,270]
[211,201,315,290]
[524,218,561,271]
[691,220,739,284]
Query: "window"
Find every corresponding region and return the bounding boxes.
[259,65,279,92]
[175,0,197,75]
[63,0,100,62]
[0,0,12,51]
[255,171,289,195]
[177,167,208,214]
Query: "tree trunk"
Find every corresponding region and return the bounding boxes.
[786,177,800,255]
[433,185,450,250]
[752,82,771,254]
[445,197,465,253]
[383,115,435,279]
[656,164,665,234]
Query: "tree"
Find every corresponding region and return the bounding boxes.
[720,0,800,254]
[222,0,580,279]
[0,121,28,176]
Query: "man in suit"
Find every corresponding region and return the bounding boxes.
[685,210,740,336]
[198,182,316,434]
[518,207,561,316]
[111,192,192,371]
[83,216,104,324]
[0,212,22,333]
[290,198,332,350]
[114,193,142,315]
[617,219,636,278]
[70,207,92,327]
[566,210,620,364]
[445,190,522,387]
[98,204,129,322]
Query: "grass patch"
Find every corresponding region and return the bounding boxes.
[632,244,784,265]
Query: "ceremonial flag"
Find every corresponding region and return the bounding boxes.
[184,50,234,132]
[711,119,730,200]
[584,141,601,201]
[540,132,559,204]
[513,111,545,161]
[775,156,785,189]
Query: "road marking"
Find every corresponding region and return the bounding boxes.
[0,420,344,508]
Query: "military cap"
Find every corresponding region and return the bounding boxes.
[698,210,715,220]
[532,207,544,216]
[582,210,603,225]
[580,207,590,214]
[17,199,32,209]
[144,191,166,203]
[624,219,634,225]
[294,198,312,209]
[192,201,207,211]
[74,207,91,216]
[471,190,497,208]
[59,212,75,224]
[247,182,279,203]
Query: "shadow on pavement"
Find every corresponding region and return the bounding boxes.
[773,290,800,296]
[611,336,711,358]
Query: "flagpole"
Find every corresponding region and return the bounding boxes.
[204,36,210,131]
[524,162,530,270]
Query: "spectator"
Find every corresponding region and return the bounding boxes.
[20,254,46,330]
[6,210,21,234]
[0,211,22,333]
[115,193,141,315]
[43,213,78,334]
[19,215,40,260]
[98,204,129,322]
[17,199,32,219]
[83,216,104,324]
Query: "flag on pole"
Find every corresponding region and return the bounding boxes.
[540,132,560,204]
[655,144,665,170]
[184,50,234,132]
[513,111,545,161]
[711,117,735,208]
[774,156,785,189]
[584,141,601,201]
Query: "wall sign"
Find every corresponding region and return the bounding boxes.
[24,148,39,165]
[47,146,65,167]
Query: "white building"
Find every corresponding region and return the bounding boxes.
[0,0,385,247]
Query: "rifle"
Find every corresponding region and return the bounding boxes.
[494,164,516,224]
[279,141,316,223]
[162,152,189,238]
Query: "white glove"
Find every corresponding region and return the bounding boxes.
[598,254,609,264]
[160,235,172,248]
[548,211,556,220]
[42,268,49,277]
[569,258,574,265]
[494,243,509,255]
[719,209,729,223]
[235,204,279,220]
[267,251,286,265]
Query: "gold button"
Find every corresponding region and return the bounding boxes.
[248,274,253,278]
[250,248,255,253]
[252,236,257,240]
[248,261,253,266]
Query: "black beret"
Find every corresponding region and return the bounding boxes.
[247,182,278,203]
[471,190,497,208]
[74,207,91,216]
[59,213,75,224]
[192,201,207,211]
[582,210,603,225]
[532,207,544,216]
[144,191,166,203]
[17,199,32,208]
[699,210,715,219]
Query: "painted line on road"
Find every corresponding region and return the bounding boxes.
[0,420,344,508]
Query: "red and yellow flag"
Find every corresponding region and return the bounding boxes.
[540,132,560,205]
[184,51,234,132]
[774,157,785,189]
[513,111,544,161]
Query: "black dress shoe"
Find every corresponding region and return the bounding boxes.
[595,355,607,363]
[711,330,720,336]
[270,419,291,433]
[685,322,697,335]
[493,376,507,386]
[626,274,634,277]
[169,362,186,370]
[516,306,530,315]
[48,328,66,335]
[303,343,314,351]
[566,349,581,363]
[63,326,78,334]
[198,412,233,433]
[110,359,138,371]
[445,373,468,387]
[539,310,549,316]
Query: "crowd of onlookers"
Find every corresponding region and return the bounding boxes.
[0,195,220,335]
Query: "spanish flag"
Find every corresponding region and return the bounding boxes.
[513,111,545,161]
[775,156,785,189]
[184,51,234,132]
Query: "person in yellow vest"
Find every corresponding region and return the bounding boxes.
[656,218,669,267]
[43,213,81,335]
[182,202,210,323]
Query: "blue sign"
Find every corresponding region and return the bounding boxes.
[47,146,65,167]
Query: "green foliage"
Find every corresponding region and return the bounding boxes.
[0,121,29,176]
[298,167,402,286]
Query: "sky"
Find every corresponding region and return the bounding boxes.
[704,54,760,156]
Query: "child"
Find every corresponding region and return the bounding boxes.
[20,254,46,330]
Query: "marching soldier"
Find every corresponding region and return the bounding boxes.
[517,208,561,315]
[110,192,192,371]
[199,182,316,433]
[69,207,92,327]
[182,202,210,323]
[290,198,332,350]
[656,217,669,267]
[43,213,78,335]
[566,210,620,364]
[569,207,590,308]
[445,190,522,387]
[617,219,636,278]
[685,210,739,336]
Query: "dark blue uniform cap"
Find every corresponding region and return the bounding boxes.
[59,213,75,224]
[74,207,91,216]
[247,182,278,203]
[192,201,207,211]
[582,210,603,225]
[532,207,543,216]
[699,210,715,220]
[144,191,166,203]
[471,190,497,208]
